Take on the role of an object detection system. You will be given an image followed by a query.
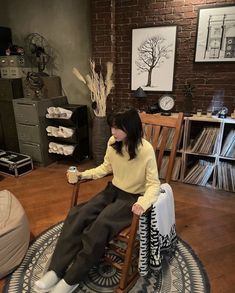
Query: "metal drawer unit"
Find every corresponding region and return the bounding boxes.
[16,124,41,143]
[13,96,68,166]
[14,102,40,124]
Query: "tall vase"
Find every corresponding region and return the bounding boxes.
[92,116,111,166]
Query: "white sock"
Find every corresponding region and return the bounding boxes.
[50,279,79,293]
[34,270,60,290]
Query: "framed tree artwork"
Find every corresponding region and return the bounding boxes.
[195,4,235,63]
[131,25,177,92]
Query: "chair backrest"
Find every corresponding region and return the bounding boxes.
[139,112,184,183]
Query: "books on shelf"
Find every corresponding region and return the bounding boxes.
[183,159,214,186]
[221,130,235,158]
[156,125,184,150]
[190,127,219,155]
[145,116,235,193]
[216,162,235,192]
[157,128,174,150]
[159,156,182,181]
[212,132,221,155]
[185,159,235,191]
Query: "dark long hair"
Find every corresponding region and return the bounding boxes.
[107,108,143,160]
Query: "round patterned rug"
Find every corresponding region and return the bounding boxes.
[3,222,210,293]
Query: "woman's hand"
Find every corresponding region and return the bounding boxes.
[132,203,144,216]
[66,169,82,184]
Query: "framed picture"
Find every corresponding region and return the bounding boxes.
[131,25,177,92]
[195,4,235,63]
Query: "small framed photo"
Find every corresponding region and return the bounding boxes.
[131,25,177,92]
[195,4,235,63]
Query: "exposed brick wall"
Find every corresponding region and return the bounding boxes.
[91,0,235,114]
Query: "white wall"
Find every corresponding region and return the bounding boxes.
[0,0,92,109]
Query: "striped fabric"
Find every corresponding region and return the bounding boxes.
[139,183,177,276]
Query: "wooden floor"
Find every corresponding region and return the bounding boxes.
[0,160,235,293]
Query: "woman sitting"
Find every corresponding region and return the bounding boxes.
[35,108,160,293]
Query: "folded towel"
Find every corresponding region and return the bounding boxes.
[63,145,75,155]
[57,126,74,138]
[48,142,75,156]
[46,126,74,138]
[47,107,57,114]
[46,126,59,137]
[46,107,72,119]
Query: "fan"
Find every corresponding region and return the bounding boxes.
[25,33,51,74]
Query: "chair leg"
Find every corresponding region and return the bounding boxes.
[115,214,139,293]
[115,273,139,293]
[70,182,80,208]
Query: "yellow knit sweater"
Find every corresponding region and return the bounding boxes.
[81,136,160,211]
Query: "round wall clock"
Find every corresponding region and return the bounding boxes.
[158,94,175,114]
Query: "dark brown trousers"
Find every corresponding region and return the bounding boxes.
[49,182,137,285]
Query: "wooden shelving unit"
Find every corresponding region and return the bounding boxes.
[181,115,235,192]
[159,114,235,192]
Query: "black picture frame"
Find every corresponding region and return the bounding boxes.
[131,25,177,92]
[195,4,235,63]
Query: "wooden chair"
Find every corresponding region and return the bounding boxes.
[71,112,184,293]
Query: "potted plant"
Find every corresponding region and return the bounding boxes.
[73,60,114,165]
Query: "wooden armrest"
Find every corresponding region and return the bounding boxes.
[70,175,113,209]
[142,206,152,216]
[70,178,93,208]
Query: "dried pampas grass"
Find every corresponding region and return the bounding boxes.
[73,60,114,117]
